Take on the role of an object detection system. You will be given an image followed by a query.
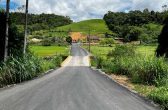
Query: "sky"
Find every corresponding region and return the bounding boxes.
[0,0,168,21]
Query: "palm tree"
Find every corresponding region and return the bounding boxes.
[23,0,29,54]
[4,0,10,61]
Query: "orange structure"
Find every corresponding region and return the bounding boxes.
[70,32,86,43]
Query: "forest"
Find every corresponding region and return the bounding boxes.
[10,12,73,32]
[103,9,168,43]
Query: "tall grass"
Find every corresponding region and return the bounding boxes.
[0,54,62,87]
[149,86,168,110]
[107,56,168,86]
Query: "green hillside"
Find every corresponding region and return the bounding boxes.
[57,19,112,36]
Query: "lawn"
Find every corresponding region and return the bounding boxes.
[30,46,69,57]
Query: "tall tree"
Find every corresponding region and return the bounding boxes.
[4,0,10,61]
[156,17,168,57]
[23,0,28,54]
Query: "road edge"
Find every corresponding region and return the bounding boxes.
[91,67,161,110]
[61,56,72,67]
[0,68,56,91]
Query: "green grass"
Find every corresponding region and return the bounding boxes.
[29,19,112,39]
[137,45,157,56]
[90,46,114,58]
[31,30,68,38]
[30,46,69,57]
[85,45,157,57]
[57,19,113,36]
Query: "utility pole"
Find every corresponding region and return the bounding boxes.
[23,0,29,54]
[4,0,10,61]
[88,29,91,52]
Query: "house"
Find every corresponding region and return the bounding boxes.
[87,36,100,43]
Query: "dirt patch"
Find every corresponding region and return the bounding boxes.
[70,32,86,42]
[111,74,134,90]
[111,74,155,96]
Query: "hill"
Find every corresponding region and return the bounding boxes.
[57,19,112,37]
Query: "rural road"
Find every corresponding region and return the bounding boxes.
[0,43,159,110]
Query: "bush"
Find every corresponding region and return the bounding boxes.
[148,87,168,110]
[104,55,168,86]
[130,56,168,86]
[42,39,52,46]
[99,38,115,46]
[96,56,104,69]
[0,54,43,86]
[0,54,63,87]
[105,45,168,86]
[107,45,136,58]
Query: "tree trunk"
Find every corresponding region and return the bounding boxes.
[4,0,10,61]
[23,0,29,54]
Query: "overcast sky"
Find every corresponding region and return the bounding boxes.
[0,0,168,21]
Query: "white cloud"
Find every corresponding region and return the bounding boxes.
[2,0,168,21]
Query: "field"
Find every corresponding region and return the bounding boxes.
[57,19,113,36]
[85,45,157,57]
[30,46,69,57]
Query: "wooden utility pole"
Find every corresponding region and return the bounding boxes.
[23,0,29,54]
[88,29,91,52]
[4,0,10,61]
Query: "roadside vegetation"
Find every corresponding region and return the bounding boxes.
[0,53,63,87]
[90,45,168,109]
[0,9,71,88]
[87,9,168,110]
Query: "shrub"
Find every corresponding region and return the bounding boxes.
[107,45,136,58]
[42,39,52,46]
[96,56,104,69]
[130,56,168,86]
[0,54,43,85]
[105,45,168,86]
[0,54,63,87]
[148,87,168,110]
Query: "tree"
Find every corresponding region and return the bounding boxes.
[127,26,142,41]
[156,17,168,57]
[0,12,24,61]
[23,0,29,54]
[66,36,72,44]
[4,0,10,61]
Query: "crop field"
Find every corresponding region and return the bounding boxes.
[30,46,69,57]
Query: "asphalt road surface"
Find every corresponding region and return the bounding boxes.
[0,44,159,110]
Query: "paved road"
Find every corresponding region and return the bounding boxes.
[0,44,159,110]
